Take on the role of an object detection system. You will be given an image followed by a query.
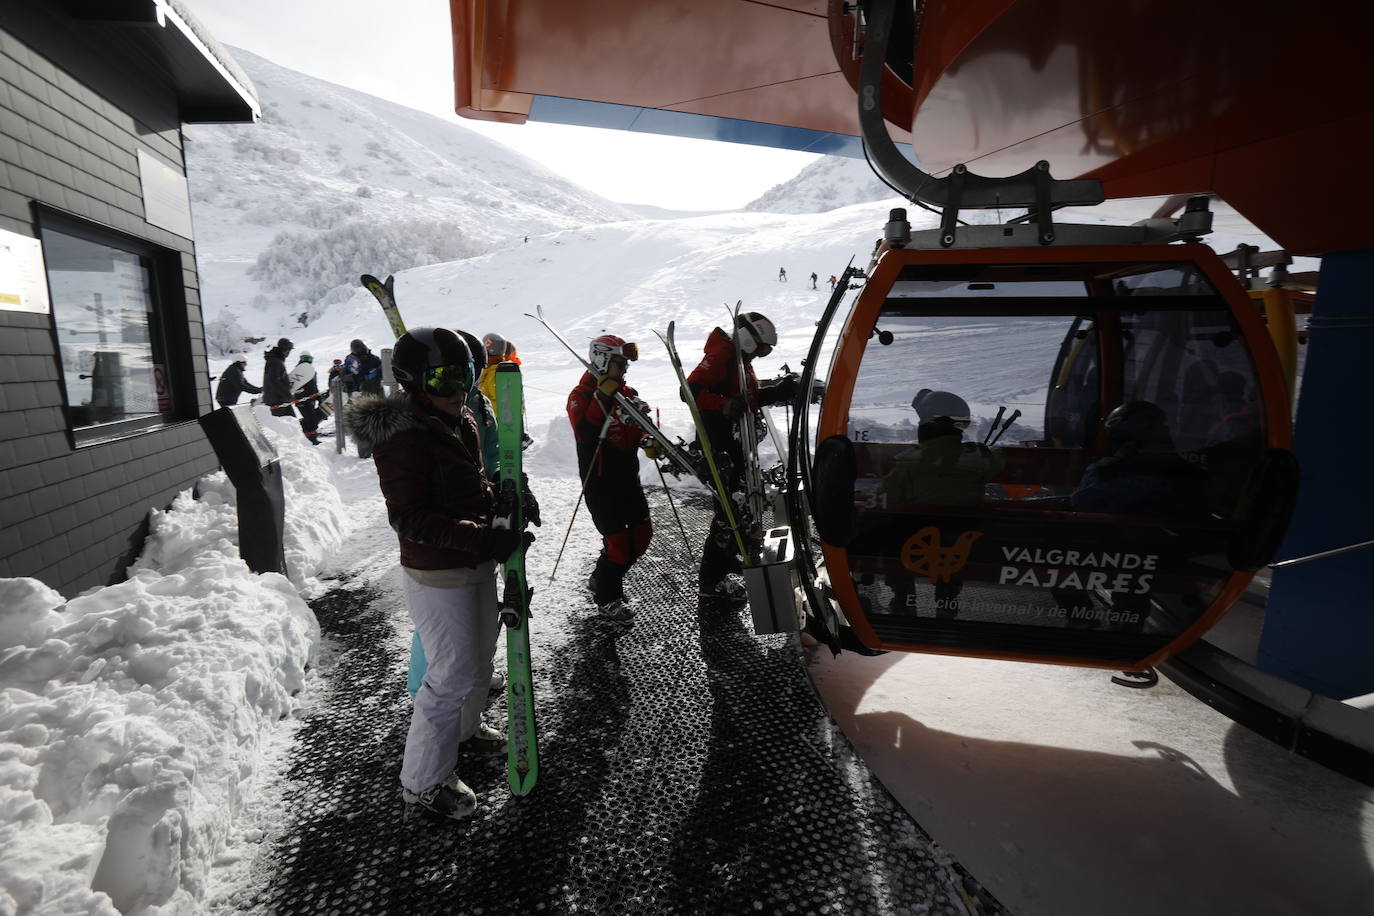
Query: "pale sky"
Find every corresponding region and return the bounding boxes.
[188,0,822,211]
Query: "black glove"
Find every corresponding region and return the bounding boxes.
[764,374,799,405]
[722,395,748,420]
[521,473,541,527]
[489,525,535,563]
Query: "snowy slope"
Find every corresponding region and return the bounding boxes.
[263,196,1299,469]
[185,49,636,353]
[745,155,904,214]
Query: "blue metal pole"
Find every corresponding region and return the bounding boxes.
[1260,248,1374,699]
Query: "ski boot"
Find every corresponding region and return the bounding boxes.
[595,598,634,622]
[461,723,507,756]
[402,777,477,821]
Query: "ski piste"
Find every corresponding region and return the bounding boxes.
[526,305,696,476]
[654,320,754,565]
[360,274,405,338]
[494,362,538,795]
[725,301,767,529]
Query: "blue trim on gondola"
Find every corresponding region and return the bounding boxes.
[527,95,912,159]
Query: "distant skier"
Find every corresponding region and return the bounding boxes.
[345,327,528,822]
[566,335,655,621]
[687,312,798,599]
[262,338,295,419]
[215,356,261,408]
[778,267,787,282]
[810,271,818,289]
[287,352,323,445]
[828,275,837,292]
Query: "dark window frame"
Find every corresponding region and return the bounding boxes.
[35,204,195,448]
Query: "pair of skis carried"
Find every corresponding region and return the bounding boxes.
[361,274,539,797]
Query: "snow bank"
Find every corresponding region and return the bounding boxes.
[0,409,345,914]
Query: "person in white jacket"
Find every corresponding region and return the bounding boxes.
[287,353,323,445]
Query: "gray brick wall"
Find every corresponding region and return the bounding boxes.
[0,17,222,597]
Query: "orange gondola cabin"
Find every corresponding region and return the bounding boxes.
[808,231,1297,669]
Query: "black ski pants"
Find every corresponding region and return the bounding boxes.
[586,474,652,605]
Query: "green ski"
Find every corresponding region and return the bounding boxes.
[654,321,754,565]
[494,362,539,795]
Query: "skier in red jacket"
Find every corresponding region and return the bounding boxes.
[566,334,656,621]
[687,312,796,599]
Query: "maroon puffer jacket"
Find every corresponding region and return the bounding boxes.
[346,392,495,570]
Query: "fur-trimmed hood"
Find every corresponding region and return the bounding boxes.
[344,392,428,451]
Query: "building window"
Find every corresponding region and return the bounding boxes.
[40,215,180,441]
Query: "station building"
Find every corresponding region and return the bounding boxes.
[0,2,256,596]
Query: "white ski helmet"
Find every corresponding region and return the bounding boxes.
[589,334,638,375]
[735,311,777,356]
[911,389,971,426]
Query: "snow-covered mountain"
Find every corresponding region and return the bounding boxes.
[185,48,636,354]
[745,154,903,214]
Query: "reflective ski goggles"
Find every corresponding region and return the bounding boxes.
[423,362,474,397]
[752,342,773,358]
[606,341,639,362]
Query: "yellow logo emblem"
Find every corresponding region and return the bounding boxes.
[900,526,983,583]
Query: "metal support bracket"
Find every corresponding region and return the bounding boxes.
[855,0,1103,236]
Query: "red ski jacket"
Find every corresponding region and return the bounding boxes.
[567,371,646,481]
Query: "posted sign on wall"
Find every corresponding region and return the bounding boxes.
[0,227,50,314]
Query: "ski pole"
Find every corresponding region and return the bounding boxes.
[655,461,692,553]
[549,409,614,581]
[987,409,1021,446]
[983,406,1006,445]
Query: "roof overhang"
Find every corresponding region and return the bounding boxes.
[450,0,912,159]
[63,0,259,123]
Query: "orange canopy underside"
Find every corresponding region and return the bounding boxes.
[452,0,1372,255]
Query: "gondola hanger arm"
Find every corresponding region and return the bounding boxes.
[853,0,1105,246]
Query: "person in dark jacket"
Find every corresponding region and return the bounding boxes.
[262,338,294,418]
[567,334,655,621]
[342,338,384,396]
[687,311,797,599]
[215,357,261,407]
[345,327,530,822]
[1071,401,1205,517]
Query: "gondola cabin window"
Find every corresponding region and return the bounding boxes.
[836,256,1275,662]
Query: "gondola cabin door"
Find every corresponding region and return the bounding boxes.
[814,245,1295,670]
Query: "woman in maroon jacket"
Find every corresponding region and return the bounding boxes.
[347,327,526,822]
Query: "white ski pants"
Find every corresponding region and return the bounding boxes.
[399,567,500,793]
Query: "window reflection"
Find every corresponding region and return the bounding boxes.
[43,229,167,428]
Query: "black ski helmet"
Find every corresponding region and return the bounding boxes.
[911,389,971,425]
[454,330,486,372]
[1103,400,1171,447]
[349,338,367,356]
[482,332,508,359]
[391,327,474,395]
